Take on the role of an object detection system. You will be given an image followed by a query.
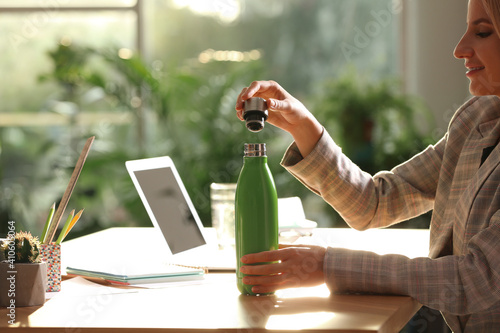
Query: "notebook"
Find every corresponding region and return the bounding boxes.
[125,156,236,272]
[66,260,204,285]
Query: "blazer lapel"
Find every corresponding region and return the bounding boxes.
[473,118,500,199]
[455,118,500,252]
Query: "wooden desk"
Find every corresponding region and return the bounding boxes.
[2,227,429,332]
[2,273,420,333]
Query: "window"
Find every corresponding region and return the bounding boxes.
[0,0,400,236]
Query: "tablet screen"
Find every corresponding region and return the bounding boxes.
[133,166,206,254]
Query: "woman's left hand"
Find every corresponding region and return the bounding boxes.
[239,244,327,294]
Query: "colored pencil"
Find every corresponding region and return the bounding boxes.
[41,203,55,244]
[55,209,75,245]
[63,209,84,239]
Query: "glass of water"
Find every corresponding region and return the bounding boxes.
[210,183,237,250]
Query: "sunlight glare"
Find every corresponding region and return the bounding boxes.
[118,48,133,59]
[172,0,241,23]
[198,49,261,63]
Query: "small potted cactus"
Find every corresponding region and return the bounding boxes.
[0,230,47,307]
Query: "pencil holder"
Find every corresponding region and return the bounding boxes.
[40,243,61,292]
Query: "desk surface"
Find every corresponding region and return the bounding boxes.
[2,227,428,332]
[3,274,420,333]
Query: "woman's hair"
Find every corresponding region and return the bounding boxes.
[482,0,500,36]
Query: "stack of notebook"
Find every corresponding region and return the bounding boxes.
[66,261,204,285]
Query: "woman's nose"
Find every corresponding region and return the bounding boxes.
[454,33,473,59]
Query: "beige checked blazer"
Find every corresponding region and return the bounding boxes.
[281,95,500,332]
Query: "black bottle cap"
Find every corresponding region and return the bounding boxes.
[243,98,268,133]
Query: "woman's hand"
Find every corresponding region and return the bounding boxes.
[239,244,327,294]
[235,80,323,158]
[236,80,311,133]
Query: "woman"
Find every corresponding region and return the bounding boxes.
[235,0,500,332]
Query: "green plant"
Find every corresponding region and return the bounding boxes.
[1,231,42,264]
[0,127,69,237]
[314,68,435,174]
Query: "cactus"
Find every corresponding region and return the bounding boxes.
[1,231,42,264]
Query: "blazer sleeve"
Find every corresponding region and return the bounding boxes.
[281,129,444,230]
[324,208,500,315]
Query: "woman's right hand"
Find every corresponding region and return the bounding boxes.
[235,80,310,133]
[235,80,323,158]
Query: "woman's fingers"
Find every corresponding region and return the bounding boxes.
[235,86,248,117]
[241,248,290,264]
[242,80,276,100]
[235,81,285,108]
[242,272,288,285]
[243,273,302,294]
[240,262,284,275]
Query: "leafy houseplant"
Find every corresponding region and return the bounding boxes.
[0,230,47,307]
[314,69,434,175]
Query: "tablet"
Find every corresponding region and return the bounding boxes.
[125,156,208,256]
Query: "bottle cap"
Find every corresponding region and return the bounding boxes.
[244,143,266,157]
[243,98,268,133]
[244,97,267,112]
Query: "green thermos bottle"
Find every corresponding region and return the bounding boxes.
[235,143,279,295]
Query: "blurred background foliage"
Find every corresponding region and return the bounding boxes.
[0,0,434,239]
[314,68,435,175]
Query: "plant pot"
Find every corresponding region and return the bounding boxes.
[0,261,47,307]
